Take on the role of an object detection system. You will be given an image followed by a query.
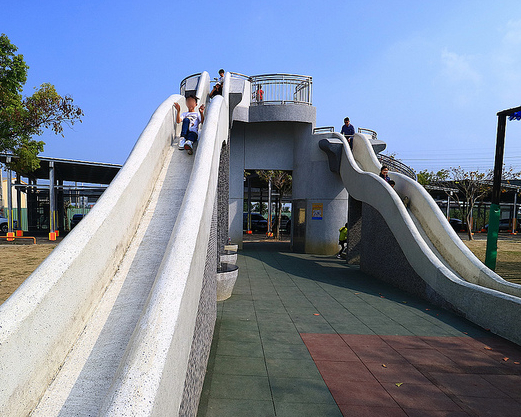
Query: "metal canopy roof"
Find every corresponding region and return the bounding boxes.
[0,154,121,184]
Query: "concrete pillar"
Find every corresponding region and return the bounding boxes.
[229,123,245,248]
[292,128,348,254]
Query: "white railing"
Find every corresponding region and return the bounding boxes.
[358,127,378,141]
[180,73,202,96]
[250,73,312,105]
[313,126,335,134]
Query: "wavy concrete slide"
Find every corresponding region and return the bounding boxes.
[324,132,521,345]
[0,71,231,416]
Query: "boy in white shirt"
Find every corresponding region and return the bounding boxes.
[174,94,205,155]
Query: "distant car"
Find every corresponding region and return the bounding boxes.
[272,214,291,231]
[243,213,268,232]
[448,218,463,232]
[70,214,85,229]
[0,216,18,234]
[485,218,521,233]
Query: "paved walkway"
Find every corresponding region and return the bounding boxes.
[197,243,521,417]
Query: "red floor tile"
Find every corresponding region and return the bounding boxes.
[349,344,407,364]
[301,333,359,361]
[315,360,375,382]
[381,335,432,350]
[429,373,510,398]
[364,361,431,384]
[338,404,407,417]
[458,396,521,417]
[481,374,521,399]
[421,336,475,350]
[381,382,462,411]
[439,348,503,369]
[340,334,389,348]
[403,409,470,417]
[327,380,398,407]
[398,348,458,367]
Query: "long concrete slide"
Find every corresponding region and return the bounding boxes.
[0,71,231,416]
[321,132,521,345]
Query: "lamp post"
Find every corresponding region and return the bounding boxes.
[485,105,521,270]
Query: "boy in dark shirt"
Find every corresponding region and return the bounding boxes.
[341,117,355,148]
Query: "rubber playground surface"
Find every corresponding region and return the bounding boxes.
[197,242,521,417]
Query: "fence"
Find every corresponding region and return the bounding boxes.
[377,154,417,181]
[250,74,312,105]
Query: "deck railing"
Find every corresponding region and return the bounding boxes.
[250,74,312,105]
[377,154,417,181]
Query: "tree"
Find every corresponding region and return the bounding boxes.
[417,169,449,186]
[0,33,83,172]
[443,167,491,240]
[256,170,292,239]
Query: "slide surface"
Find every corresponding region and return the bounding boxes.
[0,71,230,416]
[328,131,521,344]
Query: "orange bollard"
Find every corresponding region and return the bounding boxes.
[55,230,59,237]
[49,232,57,241]
[16,230,23,237]
[7,232,15,242]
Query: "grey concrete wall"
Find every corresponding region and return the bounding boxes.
[292,130,348,255]
[347,196,362,265]
[360,203,452,310]
[179,196,218,416]
[217,141,230,261]
[249,104,316,124]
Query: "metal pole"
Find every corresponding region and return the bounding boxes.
[512,189,519,234]
[0,167,3,217]
[446,192,451,219]
[485,113,507,269]
[268,178,272,234]
[16,173,22,231]
[7,163,13,233]
[247,176,251,232]
[49,161,55,235]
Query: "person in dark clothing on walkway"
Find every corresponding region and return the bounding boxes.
[380,166,391,182]
[341,117,355,148]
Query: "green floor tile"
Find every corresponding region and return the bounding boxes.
[215,340,264,358]
[209,375,272,401]
[202,398,275,417]
[274,402,343,417]
[213,356,267,376]
[269,377,335,404]
[265,358,322,379]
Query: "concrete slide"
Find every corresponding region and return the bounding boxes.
[326,132,521,345]
[0,71,230,416]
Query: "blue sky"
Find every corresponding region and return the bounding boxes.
[2,0,521,173]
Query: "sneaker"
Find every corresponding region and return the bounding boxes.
[336,254,342,259]
[178,137,186,149]
[184,140,193,155]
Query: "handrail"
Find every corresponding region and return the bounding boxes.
[229,72,251,81]
[377,154,417,181]
[358,127,378,141]
[180,73,202,95]
[250,73,312,105]
[313,126,335,134]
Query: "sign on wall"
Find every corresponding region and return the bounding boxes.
[311,203,323,220]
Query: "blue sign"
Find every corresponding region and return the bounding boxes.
[508,111,521,121]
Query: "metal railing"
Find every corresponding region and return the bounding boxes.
[179,73,201,95]
[250,74,312,105]
[358,128,378,141]
[377,154,417,181]
[313,126,335,134]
